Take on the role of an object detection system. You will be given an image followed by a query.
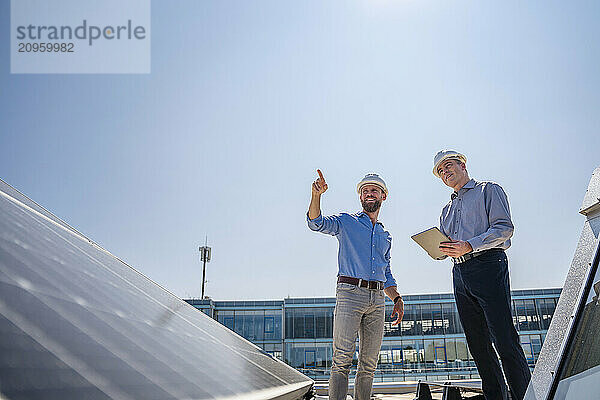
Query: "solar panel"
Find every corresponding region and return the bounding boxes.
[524,166,600,400]
[552,266,600,399]
[0,179,313,400]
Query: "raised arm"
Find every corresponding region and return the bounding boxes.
[308,169,328,220]
[307,169,341,235]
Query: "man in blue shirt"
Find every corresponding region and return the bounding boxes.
[434,150,531,400]
[307,170,403,400]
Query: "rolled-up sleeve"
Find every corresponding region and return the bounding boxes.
[467,184,514,252]
[384,265,397,288]
[307,213,341,236]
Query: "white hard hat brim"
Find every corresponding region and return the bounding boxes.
[433,154,467,177]
[357,181,388,195]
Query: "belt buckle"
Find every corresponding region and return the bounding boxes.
[365,281,381,290]
[357,278,363,288]
[455,253,476,264]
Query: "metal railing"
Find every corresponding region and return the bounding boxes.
[297,366,481,382]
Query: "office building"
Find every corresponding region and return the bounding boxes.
[186,288,560,381]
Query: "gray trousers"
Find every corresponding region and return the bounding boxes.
[329,282,385,400]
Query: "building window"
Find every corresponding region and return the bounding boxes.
[284,342,332,372]
[432,304,445,335]
[392,348,403,365]
[305,350,316,368]
[455,337,472,366]
[536,298,557,330]
[234,311,244,336]
[442,302,463,334]
[514,299,541,331]
[520,335,535,364]
[401,304,422,336]
[525,299,541,330]
[305,312,315,338]
[379,347,392,365]
[285,307,332,339]
[217,310,235,331]
[263,343,283,361]
[264,310,282,340]
[401,340,423,368]
[265,316,274,334]
[434,344,447,366]
[446,338,457,364]
[520,334,543,365]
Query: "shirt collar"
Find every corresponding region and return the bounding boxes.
[463,178,476,189]
[357,211,384,227]
[451,178,476,200]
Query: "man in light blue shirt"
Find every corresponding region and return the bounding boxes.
[434,150,531,400]
[307,170,403,400]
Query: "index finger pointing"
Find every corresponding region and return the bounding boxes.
[317,169,325,181]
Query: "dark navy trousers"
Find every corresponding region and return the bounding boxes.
[452,250,531,400]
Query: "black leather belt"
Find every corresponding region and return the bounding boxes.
[453,249,503,264]
[337,276,384,290]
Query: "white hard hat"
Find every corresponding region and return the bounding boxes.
[357,173,388,195]
[433,150,467,177]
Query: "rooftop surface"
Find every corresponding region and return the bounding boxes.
[313,380,484,399]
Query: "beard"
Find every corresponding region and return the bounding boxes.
[361,199,382,213]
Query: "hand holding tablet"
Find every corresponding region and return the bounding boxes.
[411,227,451,260]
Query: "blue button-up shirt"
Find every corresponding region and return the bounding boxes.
[307,211,397,288]
[440,178,513,253]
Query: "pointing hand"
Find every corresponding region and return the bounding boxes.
[312,169,329,196]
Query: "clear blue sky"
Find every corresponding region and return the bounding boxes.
[2,1,599,300]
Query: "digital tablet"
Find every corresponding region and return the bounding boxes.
[411,227,451,260]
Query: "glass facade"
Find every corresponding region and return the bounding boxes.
[285,307,334,339]
[185,288,560,381]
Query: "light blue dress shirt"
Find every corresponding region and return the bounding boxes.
[439,178,513,253]
[307,211,397,288]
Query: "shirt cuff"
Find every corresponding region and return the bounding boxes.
[467,237,484,253]
[307,212,323,230]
